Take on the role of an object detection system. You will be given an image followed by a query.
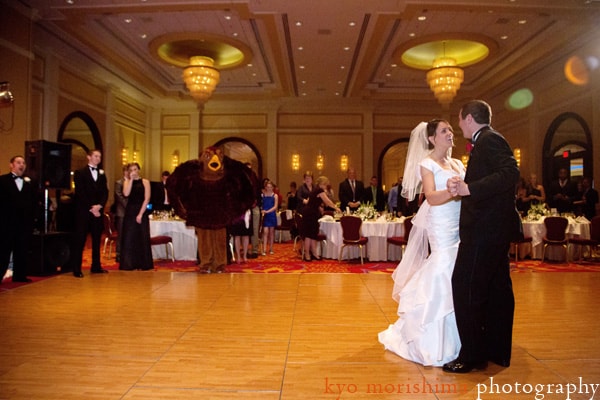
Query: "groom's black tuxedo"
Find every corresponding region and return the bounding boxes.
[69,165,108,275]
[452,125,522,367]
[0,173,37,281]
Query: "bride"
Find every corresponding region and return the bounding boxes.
[378,119,465,366]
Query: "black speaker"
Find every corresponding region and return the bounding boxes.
[25,140,72,189]
[27,232,71,276]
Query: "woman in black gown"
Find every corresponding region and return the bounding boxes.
[119,163,153,270]
[299,176,341,261]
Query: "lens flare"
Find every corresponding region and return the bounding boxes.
[564,56,589,86]
[506,88,534,110]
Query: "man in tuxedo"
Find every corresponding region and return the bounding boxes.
[69,149,109,277]
[445,100,522,373]
[338,167,364,212]
[0,156,37,283]
[150,170,172,211]
[363,175,386,212]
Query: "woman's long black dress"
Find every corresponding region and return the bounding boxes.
[299,187,324,240]
[119,179,153,270]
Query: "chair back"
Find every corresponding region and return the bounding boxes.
[278,210,294,229]
[340,215,362,241]
[403,216,413,241]
[294,212,303,233]
[544,216,568,241]
[590,216,600,242]
[103,213,114,236]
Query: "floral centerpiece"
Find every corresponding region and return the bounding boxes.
[355,202,377,220]
[527,203,549,221]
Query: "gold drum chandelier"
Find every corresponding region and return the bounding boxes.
[426,57,464,106]
[182,56,220,104]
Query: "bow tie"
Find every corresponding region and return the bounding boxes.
[12,174,22,180]
[90,167,98,171]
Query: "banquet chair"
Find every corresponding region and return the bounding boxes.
[275,210,294,243]
[541,216,569,262]
[510,235,532,265]
[386,216,413,259]
[150,235,175,262]
[339,215,368,264]
[567,215,600,261]
[102,213,119,259]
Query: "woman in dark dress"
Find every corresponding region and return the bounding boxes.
[299,176,341,261]
[119,163,153,270]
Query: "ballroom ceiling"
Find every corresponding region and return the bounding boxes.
[14,0,600,105]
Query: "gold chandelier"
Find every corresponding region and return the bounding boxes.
[426,57,464,106]
[182,56,220,104]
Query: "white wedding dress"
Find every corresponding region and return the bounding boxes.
[378,157,464,366]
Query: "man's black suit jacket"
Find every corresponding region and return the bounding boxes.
[338,179,364,211]
[0,173,37,237]
[460,126,522,245]
[73,166,108,218]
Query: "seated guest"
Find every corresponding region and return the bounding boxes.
[515,177,530,215]
[150,171,172,211]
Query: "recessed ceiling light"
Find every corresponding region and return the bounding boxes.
[343,46,350,51]
[232,33,239,37]
[124,18,132,23]
[409,33,416,37]
[247,63,253,67]
[386,73,391,77]
[340,65,345,69]
[335,92,340,96]
[295,21,302,27]
[65,0,74,4]
[298,46,304,50]
[349,22,356,27]
[418,16,427,21]
[301,80,306,84]
[391,63,397,68]
[501,35,508,40]
[337,81,342,84]
[518,19,527,24]
[299,65,305,69]
[301,92,307,96]
[224,15,231,20]
[140,33,147,39]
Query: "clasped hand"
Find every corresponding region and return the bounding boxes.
[447,176,469,197]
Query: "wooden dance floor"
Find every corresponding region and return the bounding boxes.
[1,270,599,399]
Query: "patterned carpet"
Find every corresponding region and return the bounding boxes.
[2,242,600,291]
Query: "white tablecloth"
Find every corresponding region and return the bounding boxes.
[522,217,590,260]
[149,219,198,261]
[319,219,405,261]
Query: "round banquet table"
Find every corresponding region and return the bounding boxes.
[319,218,405,261]
[149,219,198,261]
[520,216,590,261]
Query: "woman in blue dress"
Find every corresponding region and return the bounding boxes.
[261,180,278,255]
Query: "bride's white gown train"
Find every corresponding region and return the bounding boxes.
[378,158,463,366]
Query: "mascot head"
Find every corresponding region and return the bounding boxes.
[200,146,224,181]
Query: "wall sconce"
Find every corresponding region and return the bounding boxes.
[172,150,180,170]
[514,148,521,167]
[121,147,129,165]
[132,149,139,163]
[316,152,324,172]
[340,154,348,171]
[0,81,15,131]
[292,153,300,172]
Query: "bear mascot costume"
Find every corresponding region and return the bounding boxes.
[166,146,256,273]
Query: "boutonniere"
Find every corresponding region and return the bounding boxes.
[99,169,105,175]
[24,177,31,183]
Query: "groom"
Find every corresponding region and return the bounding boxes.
[445,100,522,373]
